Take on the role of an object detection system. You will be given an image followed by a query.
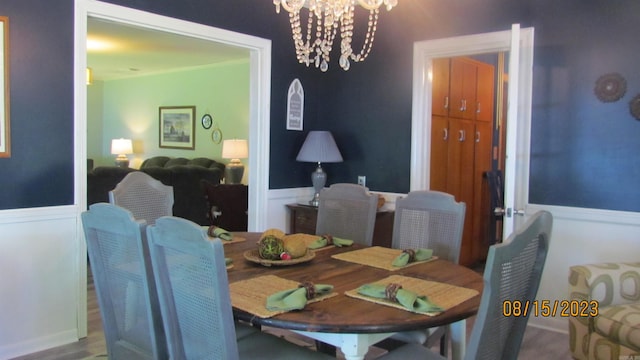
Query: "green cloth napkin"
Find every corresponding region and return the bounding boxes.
[225,258,233,266]
[392,248,433,267]
[266,284,333,311]
[357,283,444,313]
[208,226,233,241]
[307,235,354,249]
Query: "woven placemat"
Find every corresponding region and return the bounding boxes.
[229,274,338,318]
[345,274,479,316]
[331,246,437,271]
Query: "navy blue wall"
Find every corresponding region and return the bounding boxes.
[0,1,74,210]
[2,0,639,212]
[528,0,640,212]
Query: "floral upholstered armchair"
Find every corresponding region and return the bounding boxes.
[568,262,640,359]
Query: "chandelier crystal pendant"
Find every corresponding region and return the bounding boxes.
[273,0,398,72]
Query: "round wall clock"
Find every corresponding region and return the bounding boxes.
[201,114,213,129]
[594,73,626,103]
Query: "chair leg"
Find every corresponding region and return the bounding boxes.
[439,331,449,356]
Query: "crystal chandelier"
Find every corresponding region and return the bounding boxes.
[273,0,398,72]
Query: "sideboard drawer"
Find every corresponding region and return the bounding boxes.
[287,204,318,234]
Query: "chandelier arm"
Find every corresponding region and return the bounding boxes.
[279,0,305,13]
[356,0,385,11]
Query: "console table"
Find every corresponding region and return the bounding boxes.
[285,203,394,248]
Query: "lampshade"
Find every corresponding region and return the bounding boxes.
[110,138,133,168]
[222,139,249,160]
[296,131,343,163]
[110,138,133,155]
[296,131,342,206]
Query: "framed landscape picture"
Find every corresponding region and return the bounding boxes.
[0,17,10,158]
[159,106,196,150]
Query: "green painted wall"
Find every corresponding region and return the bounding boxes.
[87,60,250,170]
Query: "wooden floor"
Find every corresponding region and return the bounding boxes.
[9,265,571,360]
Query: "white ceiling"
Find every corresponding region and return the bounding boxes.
[87,17,250,81]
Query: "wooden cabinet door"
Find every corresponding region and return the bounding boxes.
[449,57,477,120]
[454,119,476,265]
[431,58,450,117]
[430,116,449,192]
[471,121,493,261]
[475,62,495,122]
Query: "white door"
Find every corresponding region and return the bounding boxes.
[501,25,535,238]
[410,24,535,240]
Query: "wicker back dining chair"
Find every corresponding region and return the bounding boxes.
[379,210,553,360]
[81,203,167,360]
[386,190,466,354]
[316,183,378,246]
[109,171,174,225]
[146,216,333,360]
[392,190,466,263]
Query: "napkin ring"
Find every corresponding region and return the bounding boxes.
[322,234,334,245]
[299,281,316,300]
[385,283,402,302]
[207,225,217,237]
[402,249,416,263]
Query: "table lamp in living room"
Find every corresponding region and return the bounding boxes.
[222,139,248,184]
[111,138,133,168]
[296,131,343,206]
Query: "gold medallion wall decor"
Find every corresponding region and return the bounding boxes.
[629,94,640,121]
[594,73,626,103]
[211,120,222,144]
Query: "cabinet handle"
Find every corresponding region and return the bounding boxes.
[475,131,480,143]
[477,102,481,114]
[444,96,449,109]
[459,99,465,112]
[443,128,448,141]
[458,130,465,142]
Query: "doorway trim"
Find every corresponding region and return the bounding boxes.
[74,0,271,336]
[410,26,533,231]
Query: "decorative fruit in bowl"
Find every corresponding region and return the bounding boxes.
[257,235,285,260]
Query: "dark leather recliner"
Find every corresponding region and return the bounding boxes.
[87,156,225,225]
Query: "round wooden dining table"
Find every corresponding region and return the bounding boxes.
[223,232,483,360]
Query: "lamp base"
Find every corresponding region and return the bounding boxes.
[114,156,129,168]
[309,163,326,207]
[309,193,321,207]
[225,160,245,184]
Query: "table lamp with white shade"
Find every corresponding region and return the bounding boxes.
[222,139,248,184]
[111,138,133,168]
[296,131,343,206]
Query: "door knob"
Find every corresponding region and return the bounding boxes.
[505,208,525,217]
[494,207,505,216]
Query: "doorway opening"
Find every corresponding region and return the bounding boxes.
[410,26,535,267]
[75,0,272,337]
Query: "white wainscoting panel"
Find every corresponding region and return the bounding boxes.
[0,206,83,359]
[526,204,640,333]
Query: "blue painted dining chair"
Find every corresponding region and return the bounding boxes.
[81,203,167,360]
[109,171,174,226]
[316,183,378,246]
[146,216,333,359]
[384,190,466,355]
[378,210,553,360]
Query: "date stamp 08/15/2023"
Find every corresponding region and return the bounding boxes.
[502,299,599,318]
